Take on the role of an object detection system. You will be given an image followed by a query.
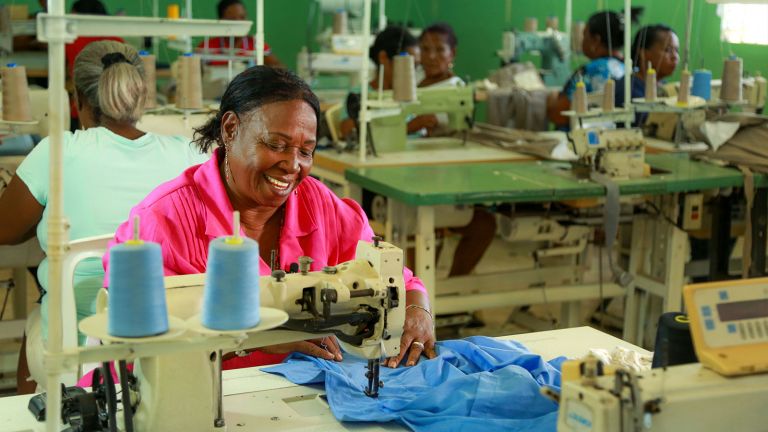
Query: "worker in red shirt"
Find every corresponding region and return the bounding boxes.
[196,0,283,68]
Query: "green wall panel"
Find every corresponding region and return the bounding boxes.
[9,1,767,84]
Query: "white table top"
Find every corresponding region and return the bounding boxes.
[0,326,648,432]
[313,139,533,176]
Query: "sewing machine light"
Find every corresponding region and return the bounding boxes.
[684,277,768,376]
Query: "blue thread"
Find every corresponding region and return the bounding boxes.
[692,69,712,101]
[108,242,168,337]
[202,237,261,330]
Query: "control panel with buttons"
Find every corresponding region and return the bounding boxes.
[684,278,768,376]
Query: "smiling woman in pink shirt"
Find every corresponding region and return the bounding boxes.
[105,66,435,370]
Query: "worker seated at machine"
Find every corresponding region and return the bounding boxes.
[407,22,465,137]
[105,66,436,370]
[547,10,637,129]
[338,25,420,141]
[416,23,496,278]
[196,0,283,100]
[0,41,208,393]
[615,24,680,126]
[197,0,282,68]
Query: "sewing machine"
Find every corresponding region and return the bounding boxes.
[554,277,768,431]
[47,239,405,431]
[570,128,646,179]
[497,30,571,88]
[365,85,474,153]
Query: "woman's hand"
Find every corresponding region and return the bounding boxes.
[260,336,343,361]
[385,290,437,368]
[407,114,439,135]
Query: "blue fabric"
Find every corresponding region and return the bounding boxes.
[562,57,625,100]
[264,336,566,432]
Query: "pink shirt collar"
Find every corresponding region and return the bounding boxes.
[195,148,318,267]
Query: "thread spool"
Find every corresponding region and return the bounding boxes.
[645,64,657,102]
[602,78,615,111]
[139,51,157,109]
[176,53,203,110]
[571,21,585,53]
[392,53,417,102]
[108,217,169,338]
[546,16,559,31]
[167,4,180,19]
[677,69,691,106]
[651,312,698,368]
[333,9,347,35]
[1,64,32,122]
[524,17,538,33]
[721,55,743,102]
[202,211,261,330]
[573,80,588,113]
[691,69,712,101]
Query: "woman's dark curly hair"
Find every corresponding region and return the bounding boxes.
[193,66,320,154]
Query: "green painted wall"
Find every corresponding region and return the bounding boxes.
[383,0,768,83]
[10,0,767,81]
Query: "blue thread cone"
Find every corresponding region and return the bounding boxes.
[108,241,168,337]
[202,236,261,330]
[692,69,712,101]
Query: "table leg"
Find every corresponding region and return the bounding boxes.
[623,215,646,343]
[560,302,581,328]
[750,188,767,277]
[415,206,436,313]
[662,224,687,312]
[710,194,732,281]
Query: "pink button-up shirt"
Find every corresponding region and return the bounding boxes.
[104,149,426,368]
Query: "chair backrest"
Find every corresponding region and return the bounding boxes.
[60,233,112,384]
[324,102,343,144]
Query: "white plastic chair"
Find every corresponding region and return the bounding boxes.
[26,233,113,387]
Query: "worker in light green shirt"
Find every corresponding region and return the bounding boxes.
[0,40,207,393]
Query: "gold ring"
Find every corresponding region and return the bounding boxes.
[411,341,425,350]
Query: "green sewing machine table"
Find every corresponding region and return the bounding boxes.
[346,153,767,345]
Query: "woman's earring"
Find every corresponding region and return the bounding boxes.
[225,150,231,182]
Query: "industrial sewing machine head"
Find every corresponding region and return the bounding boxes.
[553,278,768,432]
[569,128,646,179]
[68,239,405,431]
[497,30,571,88]
[366,85,474,153]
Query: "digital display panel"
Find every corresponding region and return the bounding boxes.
[717,298,768,322]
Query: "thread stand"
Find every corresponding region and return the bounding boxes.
[632,98,708,148]
[561,108,634,131]
[0,118,40,135]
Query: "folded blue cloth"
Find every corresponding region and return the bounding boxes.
[264,336,566,432]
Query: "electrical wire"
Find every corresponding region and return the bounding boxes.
[644,200,681,229]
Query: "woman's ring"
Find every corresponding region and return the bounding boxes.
[411,341,425,350]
